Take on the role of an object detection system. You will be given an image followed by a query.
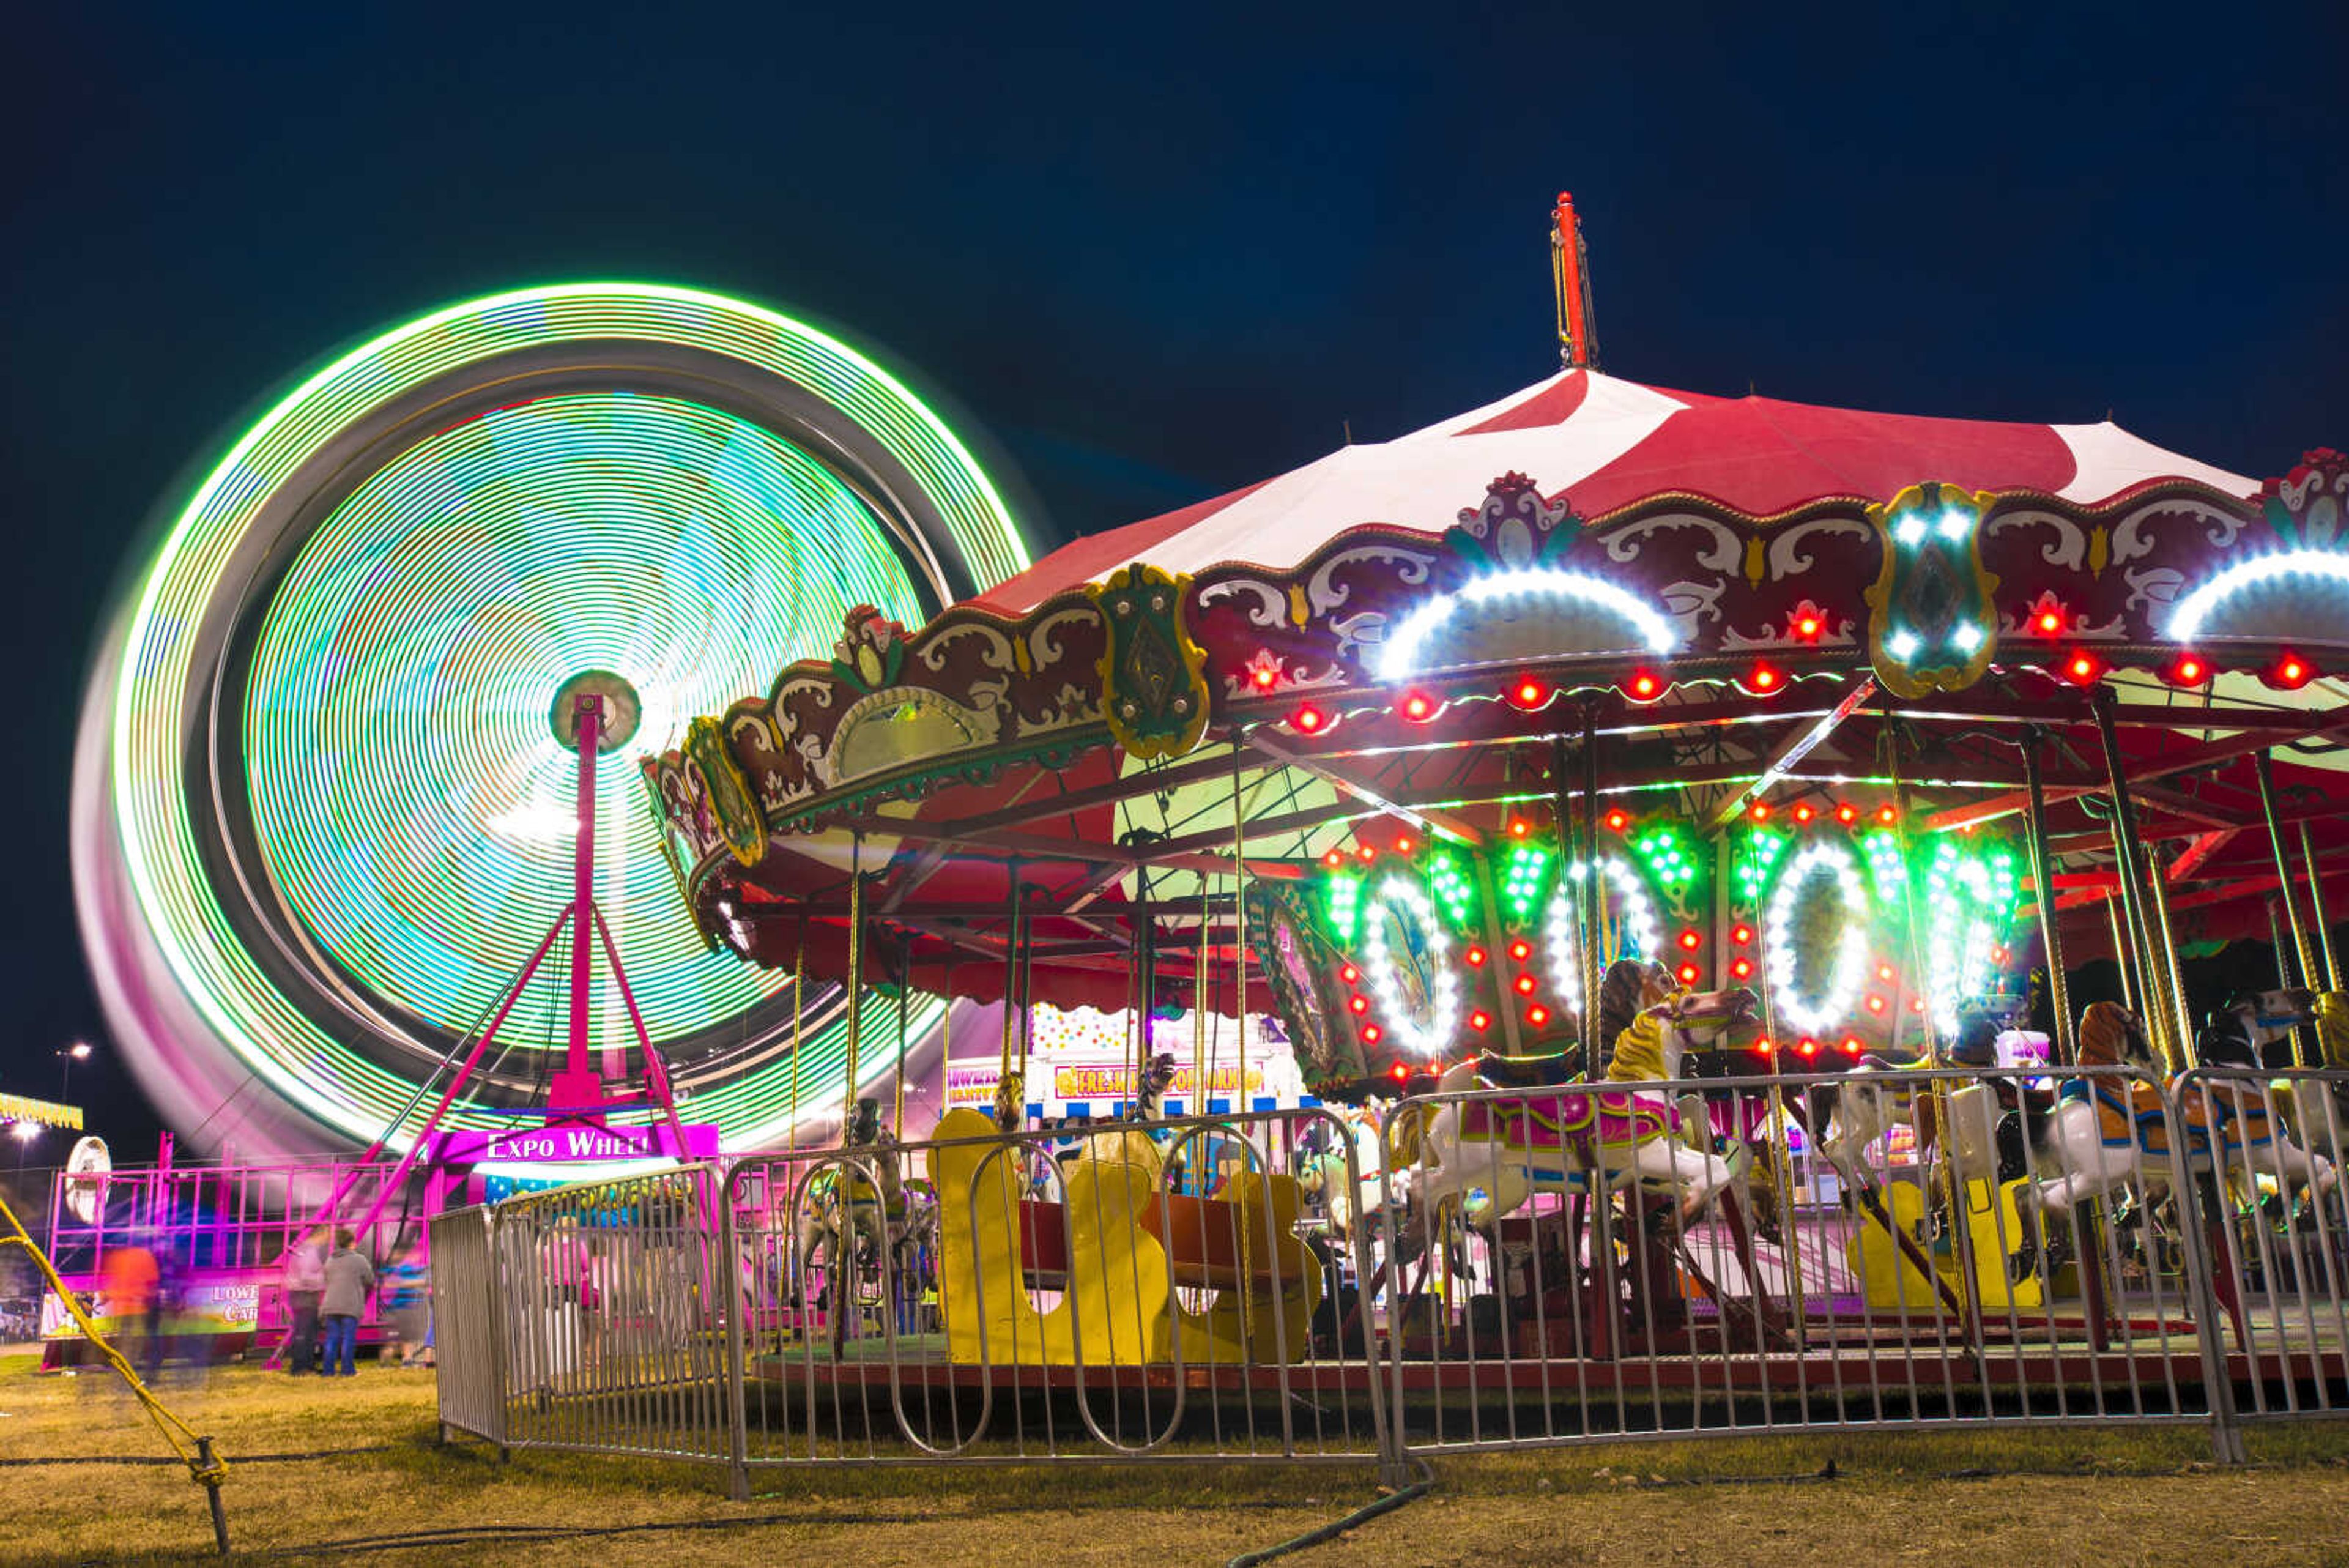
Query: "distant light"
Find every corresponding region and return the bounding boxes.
[68,1042,92,1060]
[10,1122,38,1143]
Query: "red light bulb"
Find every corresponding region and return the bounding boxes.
[1401,691,1434,721]
[1677,929,1702,951]
[1361,1024,1382,1044]
[2274,653,2312,689]
[1876,804,1897,825]
[1526,1004,1551,1027]
[1512,677,1548,708]
[1866,994,1886,1014]
[1339,964,1359,984]
[1749,801,1772,822]
[1393,834,1415,855]
[1675,963,1700,985]
[1469,1009,1491,1031]
[1322,849,1345,868]
[1729,957,1754,980]
[1508,819,1531,839]
[1604,809,1630,832]
[1464,946,1488,968]
[1748,661,1783,693]
[1293,704,1327,733]
[1348,994,1368,1015]
[2036,610,2063,636]
[1627,671,1661,701]
[1795,614,1822,641]
[1508,939,1532,962]
[1793,803,1816,824]
[1731,924,1754,945]
[1834,803,1858,825]
[1390,1062,1410,1082]
[1513,973,1537,996]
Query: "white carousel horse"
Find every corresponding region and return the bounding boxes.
[1295,1102,1389,1243]
[1395,968,1758,1233]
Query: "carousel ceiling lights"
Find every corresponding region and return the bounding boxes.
[1542,855,1663,1011]
[1764,839,1869,1036]
[2166,549,2349,644]
[1376,567,1676,682]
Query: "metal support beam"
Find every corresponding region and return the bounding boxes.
[1704,678,1877,834]
[2255,750,2317,992]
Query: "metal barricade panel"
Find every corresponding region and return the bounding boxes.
[1375,1063,2235,1458]
[425,1205,503,1447]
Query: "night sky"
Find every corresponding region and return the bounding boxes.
[6,2,2345,1152]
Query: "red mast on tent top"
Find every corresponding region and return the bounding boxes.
[1552,190,1601,371]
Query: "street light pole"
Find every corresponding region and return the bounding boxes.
[55,1041,91,1105]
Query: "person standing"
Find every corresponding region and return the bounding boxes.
[280,1227,327,1375]
[319,1229,375,1377]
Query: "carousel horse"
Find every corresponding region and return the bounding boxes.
[1083,1052,1180,1180]
[2179,990,2337,1202]
[796,1098,916,1327]
[1394,962,1759,1235]
[1296,1101,1390,1243]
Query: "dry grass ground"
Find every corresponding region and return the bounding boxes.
[5,1354,2349,1566]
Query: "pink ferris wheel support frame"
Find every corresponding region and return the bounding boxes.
[316,674,694,1237]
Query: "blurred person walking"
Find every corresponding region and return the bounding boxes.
[319,1229,374,1377]
[280,1226,327,1375]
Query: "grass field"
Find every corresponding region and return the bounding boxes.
[7,1353,2349,1565]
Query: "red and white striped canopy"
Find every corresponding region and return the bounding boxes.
[979,368,2255,612]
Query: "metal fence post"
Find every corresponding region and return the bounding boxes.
[721,1163,751,1501]
[2162,1071,2247,1464]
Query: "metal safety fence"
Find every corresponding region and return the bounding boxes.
[429,1066,2349,1484]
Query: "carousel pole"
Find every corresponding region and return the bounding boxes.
[786,910,806,1154]
[2300,821,2342,992]
[2018,727,2076,1064]
[841,835,866,1139]
[2270,896,2296,992]
[996,866,1024,1132]
[2105,894,2137,1014]
[2088,689,2184,1072]
[2143,844,2199,1068]
[2254,751,2317,990]
[1576,700,1604,1047]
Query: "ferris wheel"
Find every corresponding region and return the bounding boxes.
[73,283,1031,1159]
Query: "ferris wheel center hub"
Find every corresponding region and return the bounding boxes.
[550,669,644,752]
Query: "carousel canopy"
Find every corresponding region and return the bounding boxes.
[976,370,2255,614]
[644,344,2349,1096]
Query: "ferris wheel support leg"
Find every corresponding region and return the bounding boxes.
[328,914,570,1239]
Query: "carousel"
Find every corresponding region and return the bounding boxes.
[644,197,2349,1388]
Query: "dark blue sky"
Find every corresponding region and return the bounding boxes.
[7,1,2345,1135]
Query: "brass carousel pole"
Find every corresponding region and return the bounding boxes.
[841,834,866,1137]
[785,908,806,1154]
[2088,689,2183,1072]
[2254,751,2317,990]
[996,865,1025,1131]
[2104,894,2136,1014]
[2019,726,2076,1064]
[2143,844,2199,1068]
[1576,700,1604,1046]
[2301,820,2342,992]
